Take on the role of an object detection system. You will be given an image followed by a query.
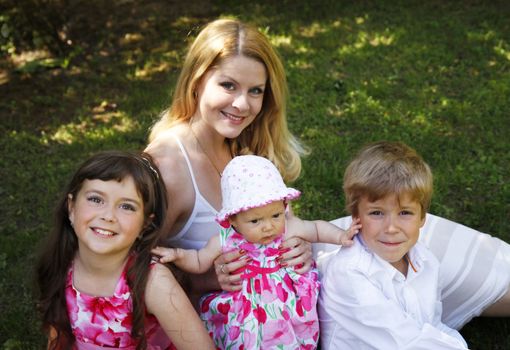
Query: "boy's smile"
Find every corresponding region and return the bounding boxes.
[356,193,425,275]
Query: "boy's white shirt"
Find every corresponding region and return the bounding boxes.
[318,235,469,350]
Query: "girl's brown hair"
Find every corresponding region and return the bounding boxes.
[36,151,168,350]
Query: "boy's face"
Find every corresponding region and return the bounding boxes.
[228,200,286,245]
[355,193,425,274]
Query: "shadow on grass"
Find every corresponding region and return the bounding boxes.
[1,0,509,348]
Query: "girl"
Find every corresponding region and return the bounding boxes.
[36,151,214,350]
[152,155,360,349]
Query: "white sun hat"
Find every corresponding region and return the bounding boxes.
[216,155,301,226]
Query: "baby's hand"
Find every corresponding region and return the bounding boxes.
[339,217,361,247]
[151,246,181,263]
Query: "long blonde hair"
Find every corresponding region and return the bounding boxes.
[149,18,304,182]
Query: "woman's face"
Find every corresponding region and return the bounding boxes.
[195,55,267,139]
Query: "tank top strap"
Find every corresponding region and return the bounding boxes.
[174,136,200,195]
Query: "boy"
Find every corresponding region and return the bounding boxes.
[318,141,469,349]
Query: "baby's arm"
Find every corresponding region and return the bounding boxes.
[146,263,215,349]
[286,216,361,246]
[152,235,222,274]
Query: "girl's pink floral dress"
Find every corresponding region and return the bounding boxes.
[65,259,175,350]
[200,227,320,349]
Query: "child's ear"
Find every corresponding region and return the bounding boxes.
[67,194,75,226]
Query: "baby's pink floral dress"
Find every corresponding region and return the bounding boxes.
[65,259,175,350]
[200,227,320,349]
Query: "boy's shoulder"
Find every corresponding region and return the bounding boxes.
[323,239,372,276]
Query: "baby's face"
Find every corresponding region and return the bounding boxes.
[355,193,425,275]
[229,200,286,245]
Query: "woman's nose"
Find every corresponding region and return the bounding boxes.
[232,93,249,112]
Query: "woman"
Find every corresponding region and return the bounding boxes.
[146,18,510,329]
[145,18,312,305]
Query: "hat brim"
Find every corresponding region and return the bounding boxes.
[216,188,301,226]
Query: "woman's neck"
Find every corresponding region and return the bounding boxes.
[187,122,232,175]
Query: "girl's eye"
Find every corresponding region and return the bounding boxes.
[400,210,413,216]
[369,210,383,216]
[87,196,103,205]
[250,219,259,224]
[120,203,136,212]
[220,82,235,91]
[272,212,282,219]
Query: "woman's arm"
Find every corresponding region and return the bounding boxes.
[146,264,215,349]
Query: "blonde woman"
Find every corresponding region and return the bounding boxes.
[145,19,312,305]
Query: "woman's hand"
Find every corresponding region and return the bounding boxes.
[278,236,313,274]
[213,249,250,292]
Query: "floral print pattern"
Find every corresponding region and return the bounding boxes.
[66,259,175,349]
[200,227,320,349]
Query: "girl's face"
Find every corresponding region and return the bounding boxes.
[228,200,286,245]
[68,176,146,259]
[195,55,267,139]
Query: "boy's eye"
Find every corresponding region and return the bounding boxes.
[369,210,383,216]
[400,210,413,216]
[220,82,235,91]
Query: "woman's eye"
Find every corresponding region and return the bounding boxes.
[220,82,235,91]
[249,87,264,95]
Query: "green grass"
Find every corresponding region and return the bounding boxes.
[1,0,509,348]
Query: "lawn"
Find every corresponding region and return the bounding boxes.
[1,0,509,348]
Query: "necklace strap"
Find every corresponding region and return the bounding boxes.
[190,126,224,177]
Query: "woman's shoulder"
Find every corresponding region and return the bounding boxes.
[145,126,191,188]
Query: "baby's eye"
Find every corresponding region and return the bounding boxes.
[220,82,235,91]
[272,212,282,219]
[120,203,136,212]
[250,219,259,224]
[87,196,103,205]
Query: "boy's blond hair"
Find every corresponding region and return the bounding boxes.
[343,141,433,218]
